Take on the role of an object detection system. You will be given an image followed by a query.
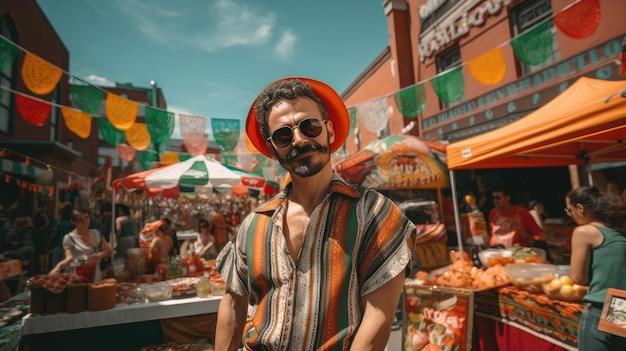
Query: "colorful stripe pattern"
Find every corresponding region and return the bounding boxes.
[217,174,414,350]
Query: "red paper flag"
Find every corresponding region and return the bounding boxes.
[16,94,51,126]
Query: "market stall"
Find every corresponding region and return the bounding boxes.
[436,77,626,351]
[16,267,226,351]
[335,135,453,269]
[19,295,222,350]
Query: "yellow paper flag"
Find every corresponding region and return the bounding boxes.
[21,52,63,95]
[467,47,506,85]
[126,123,151,151]
[159,152,179,165]
[106,93,138,130]
[61,107,92,139]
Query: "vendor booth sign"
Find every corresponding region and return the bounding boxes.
[335,135,449,190]
[403,281,474,351]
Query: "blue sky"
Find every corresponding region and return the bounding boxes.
[35,0,390,138]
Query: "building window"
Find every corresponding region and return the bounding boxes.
[0,15,17,135]
[435,45,463,108]
[511,0,560,74]
[50,86,60,141]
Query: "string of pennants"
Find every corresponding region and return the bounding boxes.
[0,0,606,149]
[0,147,87,196]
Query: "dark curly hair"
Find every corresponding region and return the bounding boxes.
[566,186,626,234]
[253,78,328,141]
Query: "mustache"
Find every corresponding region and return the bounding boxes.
[285,144,321,162]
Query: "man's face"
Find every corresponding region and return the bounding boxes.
[492,191,510,209]
[266,97,335,177]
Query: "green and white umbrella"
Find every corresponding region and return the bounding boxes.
[114,155,242,198]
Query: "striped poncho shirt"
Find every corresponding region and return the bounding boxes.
[216,174,414,351]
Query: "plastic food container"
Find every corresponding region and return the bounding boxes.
[509,246,546,264]
[542,266,586,302]
[504,263,560,293]
[478,248,513,267]
[143,282,173,302]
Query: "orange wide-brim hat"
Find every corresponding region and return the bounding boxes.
[245,77,350,158]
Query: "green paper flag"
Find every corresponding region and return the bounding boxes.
[70,78,105,115]
[220,152,239,167]
[0,37,18,71]
[98,118,125,145]
[393,84,426,118]
[138,150,159,170]
[510,21,553,66]
[211,118,240,152]
[145,106,174,144]
[430,66,464,104]
[348,107,357,136]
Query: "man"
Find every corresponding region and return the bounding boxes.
[207,201,230,250]
[488,186,544,248]
[215,77,414,351]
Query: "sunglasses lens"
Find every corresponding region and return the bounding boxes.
[300,118,323,138]
[271,127,294,148]
[270,118,325,148]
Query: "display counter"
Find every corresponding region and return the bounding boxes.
[19,295,221,351]
[402,280,583,351]
[21,296,221,334]
[473,286,582,351]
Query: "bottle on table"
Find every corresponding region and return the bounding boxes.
[196,272,209,298]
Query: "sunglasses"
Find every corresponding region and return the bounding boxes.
[267,117,326,149]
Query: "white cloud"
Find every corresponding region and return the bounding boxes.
[114,0,281,52]
[274,30,297,60]
[84,74,115,87]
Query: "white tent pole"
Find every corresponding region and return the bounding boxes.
[449,169,465,259]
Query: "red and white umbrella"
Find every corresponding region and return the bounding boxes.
[113,155,242,198]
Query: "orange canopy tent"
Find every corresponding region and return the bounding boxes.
[446,77,626,170]
[445,77,626,253]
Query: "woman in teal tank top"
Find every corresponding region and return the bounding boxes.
[566,186,626,350]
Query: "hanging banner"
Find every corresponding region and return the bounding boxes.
[117,144,136,162]
[179,114,208,156]
[125,123,151,151]
[61,107,92,139]
[393,84,427,118]
[159,152,179,165]
[467,47,506,85]
[358,96,390,133]
[21,52,63,95]
[553,0,600,39]
[98,118,125,145]
[105,92,138,131]
[211,118,240,152]
[0,37,19,71]
[182,134,208,156]
[70,78,105,115]
[430,66,464,104]
[16,94,51,126]
[510,21,553,66]
[138,150,159,170]
[145,106,174,145]
[347,106,358,136]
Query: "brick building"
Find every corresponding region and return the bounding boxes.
[343,0,626,152]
